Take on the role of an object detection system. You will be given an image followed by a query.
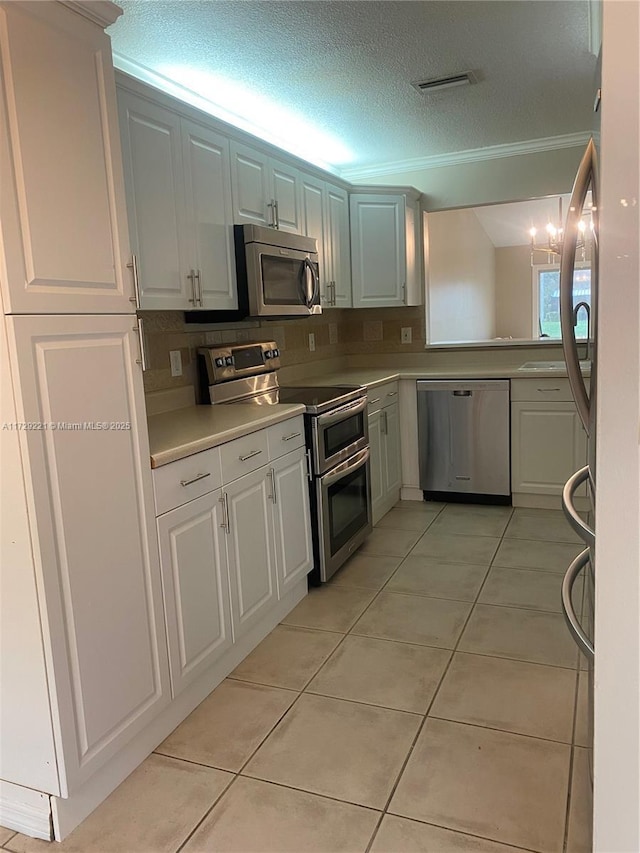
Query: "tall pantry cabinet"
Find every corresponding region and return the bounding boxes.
[0,0,170,840]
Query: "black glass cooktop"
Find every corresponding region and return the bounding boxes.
[277,385,365,414]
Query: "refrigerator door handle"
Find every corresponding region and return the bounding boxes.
[561,547,595,662]
[562,465,596,548]
[559,137,598,435]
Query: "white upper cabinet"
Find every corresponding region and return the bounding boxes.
[0,1,135,314]
[301,175,352,307]
[117,86,237,311]
[350,189,423,308]
[181,120,238,309]
[230,141,302,233]
[325,183,352,307]
[118,91,186,310]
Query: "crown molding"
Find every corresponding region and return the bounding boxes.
[59,1,123,28]
[340,132,592,181]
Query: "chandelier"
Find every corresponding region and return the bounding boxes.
[528,197,589,263]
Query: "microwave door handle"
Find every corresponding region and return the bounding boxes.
[559,137,596,435]
[300,258,317,309]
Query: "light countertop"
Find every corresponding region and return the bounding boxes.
[148,402,306,468]
[147,360,589,467]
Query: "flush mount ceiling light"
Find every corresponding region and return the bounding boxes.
[412,71,477,94]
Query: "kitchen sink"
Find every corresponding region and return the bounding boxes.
[518,361,590,371]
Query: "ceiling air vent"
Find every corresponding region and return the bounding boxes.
[412,71,477,93]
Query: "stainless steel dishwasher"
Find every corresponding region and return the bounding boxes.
[417,379,510,501]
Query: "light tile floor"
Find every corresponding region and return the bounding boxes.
[2,502,593,853]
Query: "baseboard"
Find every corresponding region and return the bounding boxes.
[400,486,423,502]
[512,492,590,511]
[51,580,307,840]
[0,781,52,840]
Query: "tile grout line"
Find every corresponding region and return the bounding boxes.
[364,504,511,852]
[562,665,584,852]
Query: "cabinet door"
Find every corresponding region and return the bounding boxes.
[382,402,402,502]
[118,90,189,309]
[368,409,385,524]
[350,194,406,308]
[181,120,238,310]
[326,184,352,307]
[0,2,134,314]
[511,401,588,495]
[270,448,313,596]
[157,491,233,698]
[6,314,170,794]
[223,467,278,640]
[230,141,271,226]
[300,175,328,304]
[271,159,302,234]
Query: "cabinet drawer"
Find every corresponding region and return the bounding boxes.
[153,446,222,516]
[267,415,305,459]
[510,378,575,402]
[367,381,399,411]
[220,428,270,483]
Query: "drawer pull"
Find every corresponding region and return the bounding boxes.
[369,397,381,405]
[180,472,211,487]
[386,391,397,397]
[219,493,230,534]
[537,387,561,392]
[282,432,302,442]
[239,449,263,462]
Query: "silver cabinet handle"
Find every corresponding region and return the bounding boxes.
[194,269,203,306]
[267,468,277,503]
[368,397,381,405]
[382,410,388,434]
[274,200,279,230]
[180,472,211,487]
[187,270,197,304]
[386,391,397,398]
[282,432,301,442]
[330,281,337,305]
[561,547,594,661]
[219,493,230,534]
[239,449,262,462]
[537,387,561,392]
[559,138,597,435]
[133,318,147,371]
[127,254,140,308]
[562,465,595,548]
[305,449,313,481]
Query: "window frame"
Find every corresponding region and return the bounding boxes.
[531,261,592,340]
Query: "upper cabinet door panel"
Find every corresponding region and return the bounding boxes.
[0,2,134,313]
[118,91,188,310]
[181,120,238,310]
[350,195,405,307]
[271,160,302,234]
[300,176,327,301]
[230,142,270,226]
[326,184,352,307]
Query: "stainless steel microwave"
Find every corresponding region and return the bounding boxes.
[234,224,321,318]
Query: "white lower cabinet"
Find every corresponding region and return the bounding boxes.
[368,382,402,524]
[154,419,311,698]
[157,490,233,697]
[224,465,279,640]
[271,448,314,596]
[510,378,588,502]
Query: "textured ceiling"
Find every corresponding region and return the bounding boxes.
[110,1,598,175]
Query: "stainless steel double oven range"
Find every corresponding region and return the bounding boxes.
[198,341,372,583]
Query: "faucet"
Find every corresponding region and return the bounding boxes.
[572,301,591,361]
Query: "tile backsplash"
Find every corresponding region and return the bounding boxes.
[140,305,426,401]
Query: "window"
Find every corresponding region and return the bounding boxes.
[533,264,591,339]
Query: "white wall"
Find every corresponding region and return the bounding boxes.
[494,245,534,339]
[427,208,495,343]
[356,145,587,210]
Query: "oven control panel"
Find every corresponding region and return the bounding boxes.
[198,341,280,385]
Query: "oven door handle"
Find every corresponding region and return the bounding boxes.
[321,446,370,488]
[316,394,368,428]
